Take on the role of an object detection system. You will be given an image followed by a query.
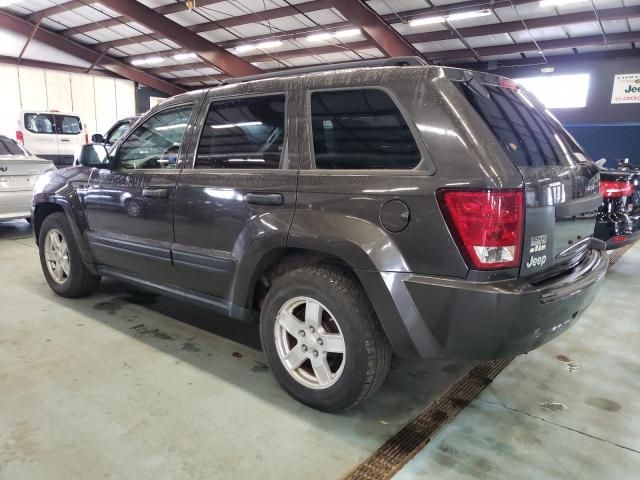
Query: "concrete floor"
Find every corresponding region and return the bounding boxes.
[1,219,638,479]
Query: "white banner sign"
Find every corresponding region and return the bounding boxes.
[611,73,640,104]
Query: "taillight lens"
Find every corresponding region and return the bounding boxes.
[15,131,24,144]
[601,180,633,198]
[438,189,525,270]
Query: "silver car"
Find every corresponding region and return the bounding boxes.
[0,135,55,223]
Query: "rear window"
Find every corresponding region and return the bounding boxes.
[55,115,82,135]
[25,113,55,134]
[454,82,584,167]
[310,89,421,169]
[0,136,28,156]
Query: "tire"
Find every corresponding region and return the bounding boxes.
[38,212,100,298]
[260,265,392,411]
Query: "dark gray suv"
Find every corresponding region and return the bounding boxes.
[32,59,608,411]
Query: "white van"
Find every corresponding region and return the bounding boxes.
[17,111,86,168]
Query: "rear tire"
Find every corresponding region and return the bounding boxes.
[260,265,392,411]
[38,212,100,297]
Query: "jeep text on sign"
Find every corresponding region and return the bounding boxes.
[611,73,640,104]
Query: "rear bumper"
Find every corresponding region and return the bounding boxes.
[360,248,608,360]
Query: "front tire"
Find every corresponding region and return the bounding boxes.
[260,265,392,411]
[38,212,100,297]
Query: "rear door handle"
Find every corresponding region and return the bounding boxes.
[142,188,169,199]
[246,193,284,206]
[60,139,71,142]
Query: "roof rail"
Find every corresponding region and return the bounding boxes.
[218,56,429,86]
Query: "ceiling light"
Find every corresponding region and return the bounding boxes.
[307,29,362,42]
[409,9,492,27]
[174,52,197,61]
[539,0,586,7]
[541,66,555,73]
[0,0,20,6]
[235,44,256,53]
[334,28,361,38]
[445,9,492,22]
[256,40,282,49]
[144,57,164,64]
[131,59,147,66]
[409,15,446,27]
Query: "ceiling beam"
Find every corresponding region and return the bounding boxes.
[330,0,422,57]
[0,10,184,96]
[452,48,640,70]
[93,0,262,77]
[0,54,119,78]
[428,31,640,60]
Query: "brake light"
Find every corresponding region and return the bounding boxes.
[15,130,24,144]
[499,78,519,90]
[438,189,525,270]
[601,180,633,198]
[611,235,628,243]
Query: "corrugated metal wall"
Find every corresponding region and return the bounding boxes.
[0,64,136,139]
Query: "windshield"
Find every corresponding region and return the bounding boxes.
[454,81,586,168]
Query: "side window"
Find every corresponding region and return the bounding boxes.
[195,94,285,169]
[310,89,421,169]
[25,113,55,134]
[115,105,192,170]
[107,122,131,144]
[55,115,82,135]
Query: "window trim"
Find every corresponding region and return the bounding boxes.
[190,91,289,171]
[23,113,56,135]
[305,86,428,172]
[112,102,195,172]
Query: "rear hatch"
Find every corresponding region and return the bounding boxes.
[446,69,601,281]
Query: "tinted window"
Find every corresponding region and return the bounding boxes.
[455,83,583,167]
[310,89,421,169]
[55,115,82,135]
[116,105,192,170]
[0,136,28,156]
[25,113,55,134]
[195,95,285,169]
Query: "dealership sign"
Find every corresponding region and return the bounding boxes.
[611,73,640,104]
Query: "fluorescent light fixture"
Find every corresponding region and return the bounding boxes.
[446,9,492,21]
[540,66,555,73]
[211,121,263,129]
[334,28,361,38]
[256,40,282,49]
[235,44,256,53]
[539,0,586,7]
[174,52,197,61]
[515,73,590,108]
[409,9,491,27]
[409,16,446,27]
[307,32,334,42]
[131,56,164,66]
[0,0,20,6]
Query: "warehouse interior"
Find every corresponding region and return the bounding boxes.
[0,1,639,479]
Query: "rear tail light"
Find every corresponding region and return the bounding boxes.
[438,189,525,270]
[601,180,633,199]
[15,130,24,144]
[610,235,628,243]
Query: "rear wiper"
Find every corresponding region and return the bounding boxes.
[463,71,490,99]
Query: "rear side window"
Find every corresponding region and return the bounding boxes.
[0,136,27,156]
[455,83,583,167]
[310,89,421,169]
[55,115,82,135]
[25,113,55,134]
[195,95,285,169]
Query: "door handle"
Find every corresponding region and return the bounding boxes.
[246,193,284,206]
[60,139,71,142]
[142,188,169,199]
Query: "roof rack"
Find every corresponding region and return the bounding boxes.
[218,56,429,86]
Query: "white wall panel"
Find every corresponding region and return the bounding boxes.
[18,67,47,111]
[115,79,136,119]
[93,76,118,134]
[70,73,97,136]
[45,70,73,112]
[0,65,21,137]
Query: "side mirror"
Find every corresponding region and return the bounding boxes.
[91,133,105,143]
[78,144,111,168]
